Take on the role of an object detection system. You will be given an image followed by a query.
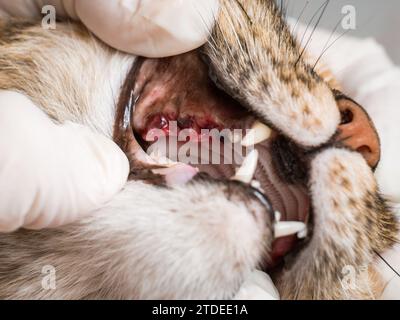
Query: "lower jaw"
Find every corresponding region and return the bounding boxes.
[138,128,311,268]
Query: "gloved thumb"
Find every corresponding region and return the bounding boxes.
[0,0,219,57]
[234,270,280,300]
[72,0,219,57]
[0,90,129,232]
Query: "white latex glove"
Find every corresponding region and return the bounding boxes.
[0,90,129,232]
[234,270,280,300]
[0,0,219,232]
[0,0,219,57]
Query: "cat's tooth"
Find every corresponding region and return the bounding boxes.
[274,221,306,239]
[158,157,178,167]
[149,150,159,160]
[241,121,272,147]
[229,131,242,144]
[232,149,259,184]
[274,211,282,222]
[297,227,308,239]
[250,180,261,190]
[148,150,177,167]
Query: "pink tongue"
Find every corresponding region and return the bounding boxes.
[153,164,199,187]
[268,236,297,269]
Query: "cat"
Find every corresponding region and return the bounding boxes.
[0,0,397,299]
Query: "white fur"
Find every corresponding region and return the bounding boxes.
[0,181,271,299]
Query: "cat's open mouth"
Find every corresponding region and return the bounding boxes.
[114,51,311,269]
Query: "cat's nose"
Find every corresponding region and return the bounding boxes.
[336,96,380,169]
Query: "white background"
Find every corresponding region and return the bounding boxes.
[284,0,400,64]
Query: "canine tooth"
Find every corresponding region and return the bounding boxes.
[251,180,261,189]
[297,227,308,239]
[274,211,282,222]
[241,121,272,147]
[149,150,160,159]
[158,157,178,167]
[232,149,259,184]
[148,151,177,167]
[152,163,198,186]
[228,131,242,144]
[274,221,306,239]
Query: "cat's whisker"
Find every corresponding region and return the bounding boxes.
[312,28,352,70]
[297,0,327,54]
[280,0,290,23]
[233,0,253,26]
[215,18,236,61]
[314,12,376,70]
[223,1,246,59]
[312,16,343,71]
[295,0,330,67]
[374,250,400,279]
[292,0,310,36]
[192,4,219,57]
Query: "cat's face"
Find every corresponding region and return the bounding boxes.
[0,0,397,299]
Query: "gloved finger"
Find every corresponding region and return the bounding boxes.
[233,270,280,300]
[0,0,219,58]
[0,90,129,232]
[73,0,219,57]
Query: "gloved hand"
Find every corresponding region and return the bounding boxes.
[0,0,219,232]
[0,0,219,57]
[0,90,129,232]
[234,270,280,300]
